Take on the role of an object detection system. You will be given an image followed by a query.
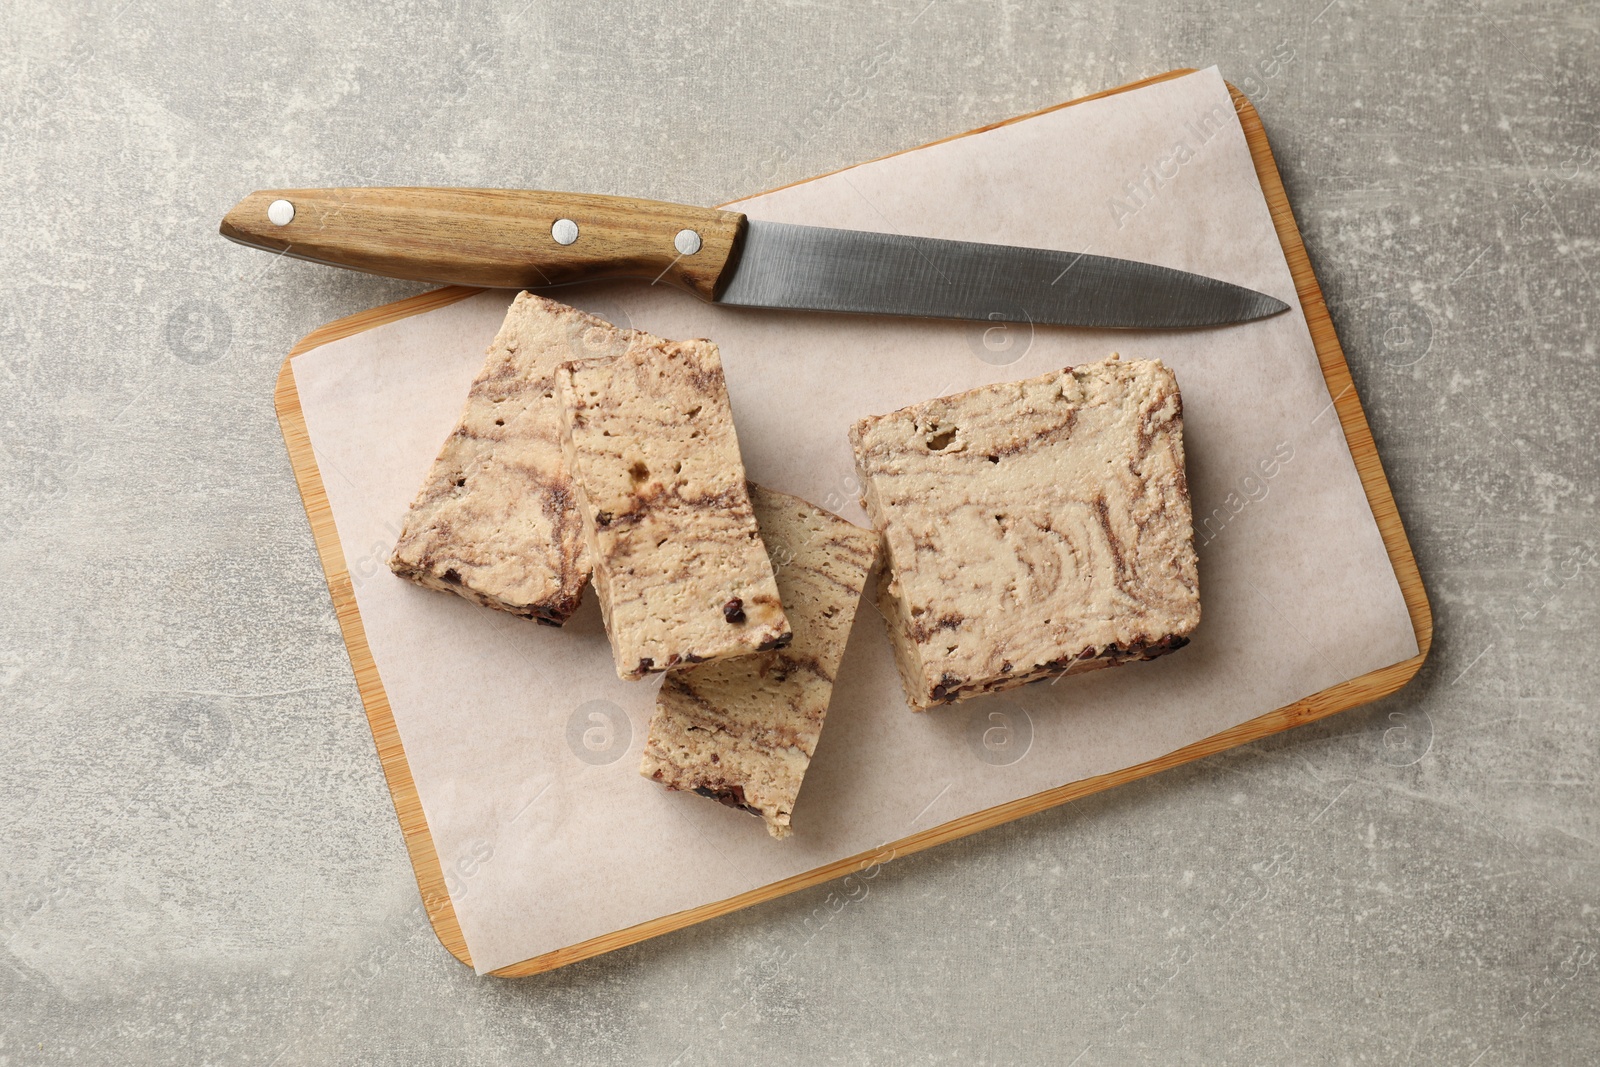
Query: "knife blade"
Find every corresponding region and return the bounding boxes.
[219,188,1288,329]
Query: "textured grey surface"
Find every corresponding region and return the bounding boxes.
[1,0,1595,1063]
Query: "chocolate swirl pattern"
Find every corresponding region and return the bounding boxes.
[558,337,791,680]
[388,293,648,624]
[640,485,880,838]
[850,357,1200,709]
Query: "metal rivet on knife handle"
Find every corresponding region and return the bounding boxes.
[551,218,579,245]
[267,199,294,226]
[674,229,702,256]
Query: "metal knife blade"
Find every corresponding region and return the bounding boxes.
[217,188,1288,329]
[716,220,1289,328]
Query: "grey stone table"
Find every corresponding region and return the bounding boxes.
[2,1,1594,1063]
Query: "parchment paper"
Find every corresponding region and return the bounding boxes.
[290,68,1419,974]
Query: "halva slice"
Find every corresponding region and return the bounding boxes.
[640,484,880,838]
[556,338,791,680]
[849,356,1200,709]
[389,293,649,624]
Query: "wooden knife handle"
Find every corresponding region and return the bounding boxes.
[219,188,748,299]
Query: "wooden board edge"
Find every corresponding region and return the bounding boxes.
[270,69,1432,978]
[1226,84,1433,659]
[274,347,476,969]
[287,285,486,358]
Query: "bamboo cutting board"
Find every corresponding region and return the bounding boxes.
[273,69,1432,976]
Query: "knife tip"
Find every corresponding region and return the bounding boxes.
[1242,291,1291,322]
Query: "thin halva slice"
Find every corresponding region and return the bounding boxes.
[557,338,791,680]
[849,356,1199,709]
[389,293,652,624]
[640,484,880,838]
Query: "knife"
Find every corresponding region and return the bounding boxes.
[219,188,1288,329]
